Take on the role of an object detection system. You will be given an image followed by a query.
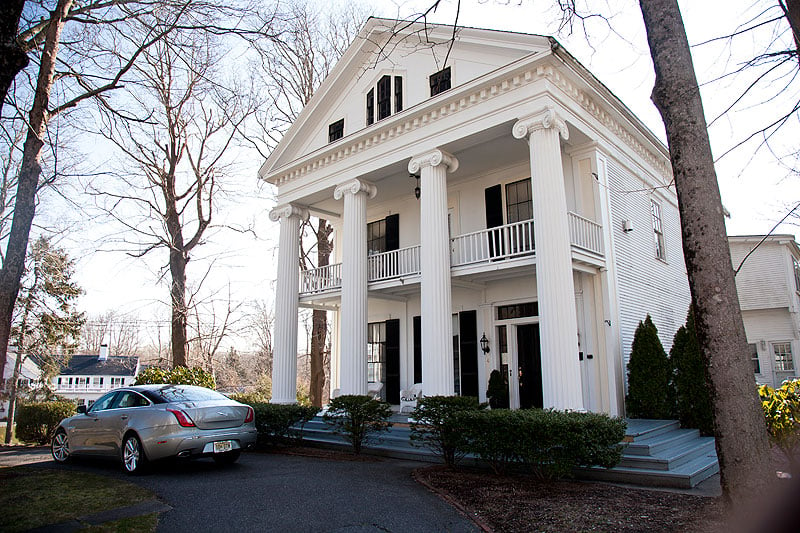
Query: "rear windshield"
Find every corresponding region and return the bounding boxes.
[150,385,229,403]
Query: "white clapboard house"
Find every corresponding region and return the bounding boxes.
[52,345,140,408]
[730,235,800,388]
[260,18,691,416]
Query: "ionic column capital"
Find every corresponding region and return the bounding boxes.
[513,106,569,142]
[408,149,459,175]
[333,179,377,201]
[269,203,309,222]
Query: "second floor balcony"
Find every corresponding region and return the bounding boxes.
[300,212,604,296]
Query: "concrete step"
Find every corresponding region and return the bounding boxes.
[618,437,716,471]
[623,419,681,441]
[579,451,719,489]
[624,427,700,456]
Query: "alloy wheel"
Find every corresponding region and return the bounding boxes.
[123,436,141,473]
[52,432,69,463]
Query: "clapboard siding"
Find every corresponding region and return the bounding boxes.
[730,241,791,310]
[607,158,691,377]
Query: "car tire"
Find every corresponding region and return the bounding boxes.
[212,450,241,465]
[121,433,148,475]
[52,429,70,464]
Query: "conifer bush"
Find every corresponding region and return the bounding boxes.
[625,315,673,419]
[670,309,714,434]
[486,369,509,409]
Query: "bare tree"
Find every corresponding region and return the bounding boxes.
[187,285,243,372]
[254,0,366,406]
[81,310,141,357]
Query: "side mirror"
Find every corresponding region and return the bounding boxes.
[77,405,87,414]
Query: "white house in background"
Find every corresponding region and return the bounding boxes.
[260,19,691,415]
[52,345,140,407]
[1,347,44,420]
[729,235,800,388]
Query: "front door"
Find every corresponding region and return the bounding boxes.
[517,324,543,409]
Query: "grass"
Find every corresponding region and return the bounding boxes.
[0,466,157,533]
[82,513,160,532]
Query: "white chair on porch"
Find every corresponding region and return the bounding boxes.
[399,383,423,414]
[367,381,384,400]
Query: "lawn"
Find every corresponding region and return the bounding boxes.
[0,466,157,532]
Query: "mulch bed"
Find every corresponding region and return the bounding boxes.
[413,465,726,533]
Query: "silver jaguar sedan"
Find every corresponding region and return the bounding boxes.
[51,384,257,474]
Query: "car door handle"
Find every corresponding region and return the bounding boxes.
[120,415,128,420]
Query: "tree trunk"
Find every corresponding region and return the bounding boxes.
[309,218,332,407]
[169,246,188,368]
[638,0,773,505]
[3,348,23,443]
[0,0,28,117]
[0,0,73,388]
[783,0,800,59]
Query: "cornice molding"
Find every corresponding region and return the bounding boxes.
[513,105,569,142]
[268,203,309,222]
[268,59,671,188]
[408,149,459,175]
[333,178,378,201]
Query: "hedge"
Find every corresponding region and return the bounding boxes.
[409,395,486,466]
[16,401,77,445]
[323,395,393,454]
[232,399,318,445]
[134,366,216,389]
[458,409,626,478]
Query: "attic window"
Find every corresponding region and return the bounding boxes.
[328,119,344,143]
[366,75,403,126]
[430,67,451,97]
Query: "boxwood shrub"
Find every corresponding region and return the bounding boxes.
[134,366,216,389]
[323,395,393,454]
[232,399,318,445]
[16,401,77,445]
[409,395,486,467]
[458,408,626,479]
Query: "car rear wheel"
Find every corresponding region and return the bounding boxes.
[212,450,241,465]
[52,430,70,463]
[122,434,147,475]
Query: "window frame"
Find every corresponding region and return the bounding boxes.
[365,74,403,126]
[429,66,452,97]
[748,343,761,374]
[328,119,344,143]
[367,218,387,256]
[651,198,666,261]
[772,341,795,372]
[367,322,387,384]
[505,178,533,224]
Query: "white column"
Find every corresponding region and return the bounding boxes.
[409,149,459,397]
[333,179,377,396]
[513,106,584,411]
[269,204,308,404]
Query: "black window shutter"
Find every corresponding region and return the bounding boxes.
[485,185,503,228]
[366,88,374,126]
[413,316,422,384]
[394,76,403,112]
[458,310,479,398]
[385,214,399,252]
[385,319,401,405]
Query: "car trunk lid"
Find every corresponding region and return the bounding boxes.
[177,402,248,430]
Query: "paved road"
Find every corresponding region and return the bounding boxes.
[2,447,479,533]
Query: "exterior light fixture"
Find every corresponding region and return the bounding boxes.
[480,333,490,354]
[410,172,420,199]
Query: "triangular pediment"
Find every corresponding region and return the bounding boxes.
[259,18,552,182]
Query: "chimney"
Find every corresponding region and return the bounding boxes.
[99,344,109,360]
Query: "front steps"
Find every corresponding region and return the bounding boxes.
[297,415,719,489]
[577,419,719,489]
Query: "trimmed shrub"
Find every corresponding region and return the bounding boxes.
[16,401,76,444]
[243,402,318,445]
[323,395,393,454]
[626,315,673,419]
[134,366,216,389]
[458,408,626,479]
[759,379,800,473]
[486,369,509,409]
[409,395,486,467]
[670,309,714,434]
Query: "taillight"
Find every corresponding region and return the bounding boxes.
[167,408,195,427]
[244,406,254,423]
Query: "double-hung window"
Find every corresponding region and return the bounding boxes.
[773,342,794,372]
[651,199,666,260]
[366,75,403,125]
[367,322,386,383]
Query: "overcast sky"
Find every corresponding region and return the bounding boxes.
[54,0,799,350]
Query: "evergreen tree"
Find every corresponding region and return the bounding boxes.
[626,315,673,419]
[670,308,714,435]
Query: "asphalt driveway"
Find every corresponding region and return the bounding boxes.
[2,448,479,533]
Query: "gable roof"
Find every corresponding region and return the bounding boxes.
[59,355,139,377]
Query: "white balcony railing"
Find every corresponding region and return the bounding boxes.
[568,212,604,256]
[367,245,421,282]
[298,214,603,296]
[451,219,535,267]
[300,263,342,294]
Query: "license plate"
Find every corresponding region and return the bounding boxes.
[213,440,233,453]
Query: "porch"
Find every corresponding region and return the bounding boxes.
[300,212,604,297]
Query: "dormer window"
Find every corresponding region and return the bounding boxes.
[367,75,403,126]
[430,67,451,97]
[328,119,344,143]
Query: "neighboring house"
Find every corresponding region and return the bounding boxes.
[730,235,800,388]
[52,345,140,407]
[1,347,44,421]
[260,19,691,416]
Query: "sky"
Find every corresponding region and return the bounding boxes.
[49,0,800,353]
